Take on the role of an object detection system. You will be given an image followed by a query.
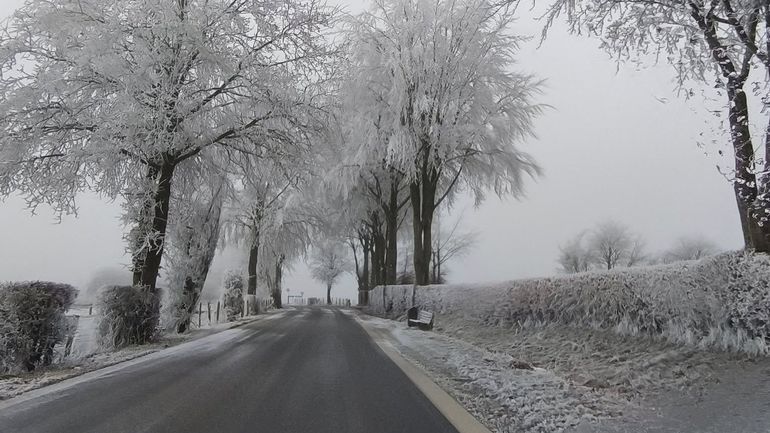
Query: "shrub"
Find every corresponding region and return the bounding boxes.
[223,271,244,322]
[368,252,770,355]
[0,281,77,372]
[97,285,161,348]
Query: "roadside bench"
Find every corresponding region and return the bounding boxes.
[407,306,434,330]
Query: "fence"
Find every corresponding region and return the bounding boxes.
[61,297,275,360]
[193,297,275,328]
[305,297,352,307]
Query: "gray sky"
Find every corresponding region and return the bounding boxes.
[0,0,742,301]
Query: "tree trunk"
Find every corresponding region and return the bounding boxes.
[271,255,284,309]
[369,213,386,287]
[410,175,436,286]
[326,283,332,305]
[247,231,260,296]
[133,160,176,291]
[384,180,399,284]
[361,235,370,305]
[374,231,386,286]
[728,84,770,252]
[691,7,770,253]
[176,277,199,333]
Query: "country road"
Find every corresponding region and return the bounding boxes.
[0,307,460,433]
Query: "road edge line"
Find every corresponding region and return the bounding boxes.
[355,316,493,433]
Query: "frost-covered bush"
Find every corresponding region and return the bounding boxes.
[369,252,770,355]
[97,285,161,348]
[223,271,244,322]
[0,281,77,372]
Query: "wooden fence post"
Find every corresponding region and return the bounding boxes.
[216,301,220,323]
[207,302,211,324]
[198,302,202,327]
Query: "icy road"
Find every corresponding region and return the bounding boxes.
[0,307,460,433]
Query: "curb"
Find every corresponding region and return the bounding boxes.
[355,314,493,433]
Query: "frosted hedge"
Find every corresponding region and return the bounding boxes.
[97,285,161,348]
[368,252,770,355]
[0,281,77,372]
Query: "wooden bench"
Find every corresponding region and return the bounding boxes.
[407,306,434,330]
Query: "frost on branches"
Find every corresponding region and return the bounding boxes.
[310,241,351,304]
[0,0,339,290]
[344,0,542,284]
[164,162,228,333]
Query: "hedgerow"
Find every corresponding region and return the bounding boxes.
[368,251,770,355]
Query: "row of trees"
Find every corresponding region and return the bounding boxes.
[1,0,507,326]
[4,0,762,326]
[321,0,541,304]
[558,220,721,273]
[0,0,342,334]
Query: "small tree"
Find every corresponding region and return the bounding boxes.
[431,214,478,283]
[588,221,646,270]
[310,241,350,304]
[662,236,720,263]
[223,271,244,322]
[557,233,591,274]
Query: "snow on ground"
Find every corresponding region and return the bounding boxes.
[358,309,770,433]
[357,313,625,433]
[0,312,276,401]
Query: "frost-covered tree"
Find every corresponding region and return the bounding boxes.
[224,158,301,300]
[310,241,351,304]
[544,0,770,252]
[258,192,318,308]
[662,236,720,263]
[222,271,244,322]
[165,164,228,333]
[557,232,591,274]
[588,220,646,270]
[0,0,338,290]
[345,0,542,285]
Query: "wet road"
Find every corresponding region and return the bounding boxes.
[0,307,459,433]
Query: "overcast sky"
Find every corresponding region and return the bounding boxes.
[0,0,743,302]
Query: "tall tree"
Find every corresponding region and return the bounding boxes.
[309,241,351,304]
[0,0,338,291]
[544,0,770,252]
[346,0,542,284]
[224,158,300,299]
[165,164,228,333]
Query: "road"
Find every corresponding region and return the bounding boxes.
[0,307,460,433]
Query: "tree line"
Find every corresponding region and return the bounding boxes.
[0,0,767,337]
[558,220,721,273]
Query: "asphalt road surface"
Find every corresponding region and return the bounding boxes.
[0,307,460,433]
